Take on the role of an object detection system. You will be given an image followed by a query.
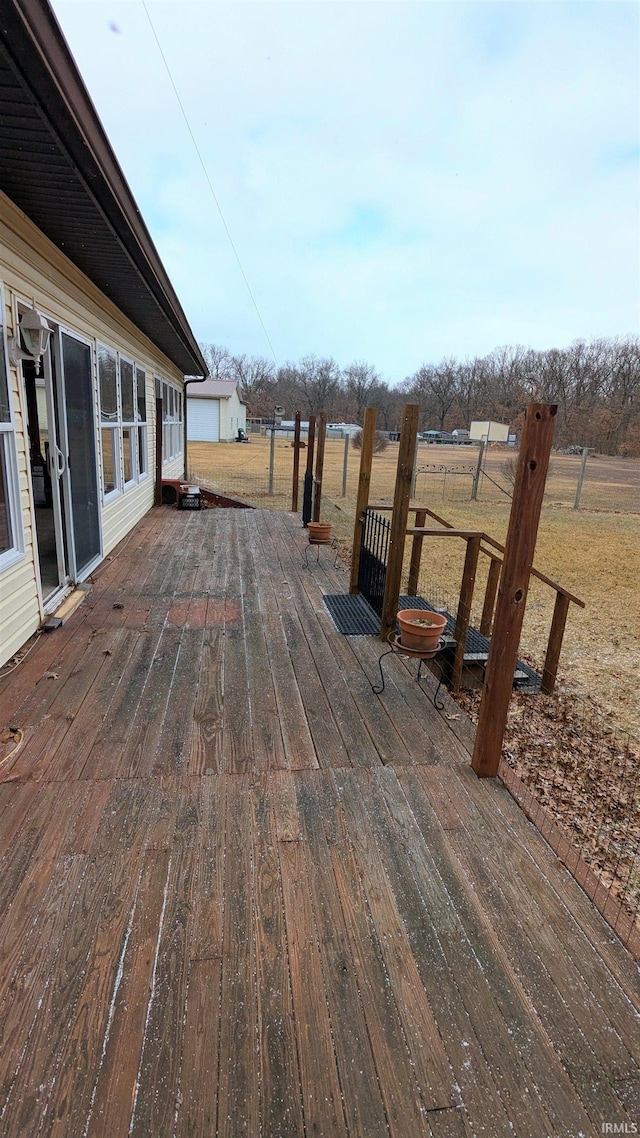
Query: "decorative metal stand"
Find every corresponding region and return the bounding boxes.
[302,537,339,569]
[372,631,447,709]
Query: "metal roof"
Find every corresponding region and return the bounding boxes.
[188,379,242,399]
[0,0,207,377]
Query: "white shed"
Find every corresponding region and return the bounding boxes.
[469,420,510,443]
[187,379,247,442]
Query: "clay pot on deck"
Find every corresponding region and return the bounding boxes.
[397,609,447,652]
[307,522,333,545]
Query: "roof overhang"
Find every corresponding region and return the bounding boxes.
[0,0,207,377]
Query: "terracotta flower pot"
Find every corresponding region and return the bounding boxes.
[397,609,447,651]
[307,522,332,544]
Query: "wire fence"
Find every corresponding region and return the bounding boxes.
[187,467,293,511]
[188,438,640,513]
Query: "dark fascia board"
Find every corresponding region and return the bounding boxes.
[0,0,207,377]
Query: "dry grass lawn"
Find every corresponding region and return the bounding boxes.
[188,438,640,739]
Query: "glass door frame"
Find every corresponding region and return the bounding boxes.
[39,343,70,592]
[53,325,103,582]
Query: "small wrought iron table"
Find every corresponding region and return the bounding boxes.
[372,631,449,709]
[302,537,340,569]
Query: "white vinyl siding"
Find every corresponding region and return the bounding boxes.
[0,191,187,667]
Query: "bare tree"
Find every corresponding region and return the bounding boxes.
[291,355,342,416]
[231,354,276,417]
[343,361,383,422]
[199,343,235,382]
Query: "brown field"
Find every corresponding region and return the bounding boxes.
[188,438,640,739]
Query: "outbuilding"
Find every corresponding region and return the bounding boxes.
[186,379,247,442]
[469,420,510,444]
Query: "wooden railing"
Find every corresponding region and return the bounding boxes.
[369,503,584,694]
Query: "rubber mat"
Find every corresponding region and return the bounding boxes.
[323,594,381,635]
[324,592,540,691]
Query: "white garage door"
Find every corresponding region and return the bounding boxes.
[187,398,220,442]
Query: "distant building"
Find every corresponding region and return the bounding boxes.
[187,379,247,442]
[469,420,510,444]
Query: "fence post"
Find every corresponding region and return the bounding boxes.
[349,408,377,594]
[573,447,589,510]
[411,434,420,498]
[292,410,301,512]
[471,440,485,500]
[380,404,420,642]
[472,402,557,778]
[302,416,316,526]
[268,425,276,495]
[407,509,426,595]
[312,412,327,522]
[342,433,349,497]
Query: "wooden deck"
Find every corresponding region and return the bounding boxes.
[0,506,638,1138]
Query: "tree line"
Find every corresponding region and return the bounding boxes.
[200,334,640,455]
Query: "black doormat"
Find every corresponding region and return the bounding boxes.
[324,594,381,635]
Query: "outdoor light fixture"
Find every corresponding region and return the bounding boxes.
[10,301,52,368]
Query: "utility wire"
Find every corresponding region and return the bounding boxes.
[141,1,279,365]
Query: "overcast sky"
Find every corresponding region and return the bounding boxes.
[51,0,639,383]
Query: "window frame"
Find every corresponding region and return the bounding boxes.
[161,377,184,464]
[0,284,25,572]
[98,345,149,501]
[98,343,121,502]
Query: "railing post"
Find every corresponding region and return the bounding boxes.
[407,509,426,595]
[312,412,327,522]
[479,555,501,636]
[451,535,481,690]
[472,402,557,778]
[291,410,301,512]
[302,415,316,526]
[380,404,420,642]
[349,408,377,593]
[541,592,571,695]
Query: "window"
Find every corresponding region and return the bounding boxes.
[98,345,119,497]
[0,286,23,568]
[120,358,135,485]
[161,379,183,463]
[98,346,148,499]
[136,365,147,476]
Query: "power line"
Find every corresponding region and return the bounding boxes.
[141,1,279,365]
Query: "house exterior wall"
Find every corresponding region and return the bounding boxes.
[0,193,186,668]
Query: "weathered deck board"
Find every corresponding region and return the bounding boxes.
[0,505,637,1137]
[251,775,306,1137]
